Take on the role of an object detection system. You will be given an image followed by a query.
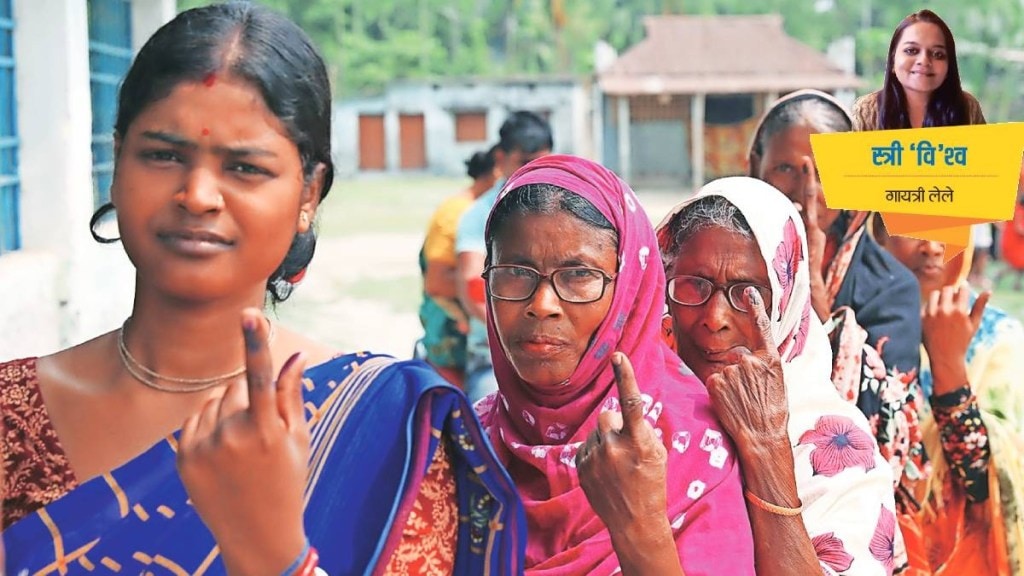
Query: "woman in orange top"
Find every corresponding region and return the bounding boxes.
[997,162,1024,290]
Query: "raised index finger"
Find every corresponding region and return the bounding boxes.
[241,307,276,424]
[800,156,821,226]
[612,352,645,437]
[743,286,777,358]
[969,289,991,331]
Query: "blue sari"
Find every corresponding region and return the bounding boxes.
[3,352,525,575]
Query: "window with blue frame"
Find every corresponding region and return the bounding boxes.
[88,0,132,209]
[0,0,19,254]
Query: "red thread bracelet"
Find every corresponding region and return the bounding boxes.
[296,546,319,576]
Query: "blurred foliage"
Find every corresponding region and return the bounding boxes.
[178,0,1024,120]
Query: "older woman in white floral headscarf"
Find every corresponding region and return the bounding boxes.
[657,177,900,576]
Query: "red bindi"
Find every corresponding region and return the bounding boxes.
[203,72,216,87]
[201,128,210,136]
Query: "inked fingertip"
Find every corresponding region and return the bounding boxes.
[242,316,258,333]
[745,286,762,305]
[243,326,261,351]
[281,351,303,373]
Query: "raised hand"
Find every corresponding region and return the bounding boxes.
[922,283,989,396]
[705,288,790,451]
[798,156,832,323]
[576,352,668,526]
[575,352,680,575]
[177,308,310,576]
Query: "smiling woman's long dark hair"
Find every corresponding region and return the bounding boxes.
[98,1,334,303]
[878,9,968,129]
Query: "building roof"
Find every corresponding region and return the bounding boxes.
[599,14,862,95]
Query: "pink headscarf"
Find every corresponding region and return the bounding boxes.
[475,155,755,575]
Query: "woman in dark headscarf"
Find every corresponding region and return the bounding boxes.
[748,90,924,488]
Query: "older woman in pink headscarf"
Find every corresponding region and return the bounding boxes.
[474,154,755,575]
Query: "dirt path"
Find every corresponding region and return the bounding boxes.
[274,233,425,357]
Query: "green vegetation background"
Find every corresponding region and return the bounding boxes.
[179,0,1024,121]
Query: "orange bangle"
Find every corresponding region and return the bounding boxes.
[744,489,804,517]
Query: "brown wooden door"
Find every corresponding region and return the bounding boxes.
[399,113,426,170]
[455,111,487,142]
[358,114,386,170]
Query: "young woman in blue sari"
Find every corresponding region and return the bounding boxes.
[0,4,523,574]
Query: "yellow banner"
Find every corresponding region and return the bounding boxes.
[810,123,1023,262]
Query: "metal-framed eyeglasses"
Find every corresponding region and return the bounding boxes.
[667,275,771,313]
[482,264,617,304]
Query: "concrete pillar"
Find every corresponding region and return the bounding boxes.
[385,108,400,173]
[13,0,98,349]
[690,93,705,192]
[590,84,604,164]
[571,82,591,160]
[15,0,92,255]
[617,95,631,183]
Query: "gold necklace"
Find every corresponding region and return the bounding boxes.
[117,318,275,393]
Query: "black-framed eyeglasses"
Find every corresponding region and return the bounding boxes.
[667,275,771,313]
[482,264,617,304]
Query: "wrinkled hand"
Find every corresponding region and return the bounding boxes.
[576,352,668,530]
[177,308,310,576]
[922,284,988,395]
[798,157,832,322]
[705,288,791,454]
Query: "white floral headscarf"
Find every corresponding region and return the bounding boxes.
[657,177,902,576]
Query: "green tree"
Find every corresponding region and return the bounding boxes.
[176,0,1023,119]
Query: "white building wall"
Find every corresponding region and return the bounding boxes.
[332,96,380,179]
[334,78,591,179]
[0,0,174,362]
[131,0,175,53]
[0,252,60,358]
